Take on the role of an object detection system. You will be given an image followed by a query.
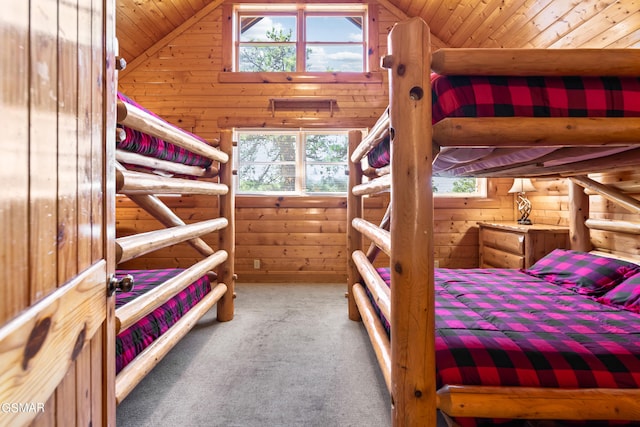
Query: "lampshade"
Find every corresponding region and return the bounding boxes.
[508,178,536,194]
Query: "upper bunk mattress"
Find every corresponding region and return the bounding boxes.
[115,268,211,374]
[117,92,213,168]
[366,74,640,172]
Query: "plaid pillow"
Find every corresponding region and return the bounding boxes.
[524,249,640,296]
[597,273,640,313]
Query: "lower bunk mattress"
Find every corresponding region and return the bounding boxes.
[366,74,640,174]
[115,268,211,374]
[369,250,640,426]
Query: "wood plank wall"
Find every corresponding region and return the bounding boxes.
[116,179,518,281]
[117,4,410,141]
[115,3,399,282]
[116,172,640,282]
[115,2,640,282]
[116,195,388,282]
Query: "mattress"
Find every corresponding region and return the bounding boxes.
[375,267,640,389]
[366,74,640,172]
[115,268,211,374]
[371,266,640,426]
[117,92,213,168]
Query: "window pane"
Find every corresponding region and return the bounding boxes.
[433,177,478,194]
[306,45,363,72]
[306,16,363,42]
[239,45,296,72]
[305,134,347,162]
[240,16,297,42]
[305,164,348,192]
[238,164,296,192]
[238,134,296,162]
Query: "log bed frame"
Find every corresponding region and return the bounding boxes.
[347,17,640,426]
[114,99,235,404]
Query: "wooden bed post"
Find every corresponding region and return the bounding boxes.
[347,130,364,320]
[568,178,592,252]
[217,129,235,322]
[385,18,436,426]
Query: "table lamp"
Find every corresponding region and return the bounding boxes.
[508,178,536,225]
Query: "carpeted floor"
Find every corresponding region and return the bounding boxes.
[116,283,394,427]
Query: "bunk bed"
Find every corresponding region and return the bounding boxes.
[347,17,640,427]
[113,92,235,404]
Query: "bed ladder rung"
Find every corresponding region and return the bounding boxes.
[116,169,228,195]
[351,218,391,256]
[352,250,390,322]
[352,283,391,392]
[116,251,228,333]
[126,194,215,257]
[116,218,228,264]
[116,149,217,178]
[350,108,389,163]
[117,99,228,163]
[352,174,390,196]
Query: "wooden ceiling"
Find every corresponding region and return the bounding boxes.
[116,0,640,62]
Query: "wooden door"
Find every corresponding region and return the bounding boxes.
[0,0,117,426]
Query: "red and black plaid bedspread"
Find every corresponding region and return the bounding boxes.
[367,74,640,168]
[374,268,640,391]
[117,92,213,168]
[115,269,211,374]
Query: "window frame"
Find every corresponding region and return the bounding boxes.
[432,176,488,198]
[227,3,372,75]
[234,128,353,196]
[234,128,487,199]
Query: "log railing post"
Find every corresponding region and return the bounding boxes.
[568,178,592,252]
[385,17,436,427]
[217,129,235,321]
[347,130,364,321]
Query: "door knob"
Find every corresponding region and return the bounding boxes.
[107,274,134,296]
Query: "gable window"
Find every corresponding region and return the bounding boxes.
[234,129,350,194]
[234,4,368,72]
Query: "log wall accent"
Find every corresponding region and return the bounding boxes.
[117,4,443,141]
[115,1,640,282]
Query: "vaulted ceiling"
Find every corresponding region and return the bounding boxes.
[116,0,640,63]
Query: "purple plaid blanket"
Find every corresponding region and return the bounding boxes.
[115,269,211,373]
[367,74,640,168]
[373,267,640,426]
[117,93,212,168]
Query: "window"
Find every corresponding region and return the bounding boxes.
[234,4,367,72]
[234,129,349,194]
[433,177,487,198]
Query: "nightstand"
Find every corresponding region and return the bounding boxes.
[478,222,570,269]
